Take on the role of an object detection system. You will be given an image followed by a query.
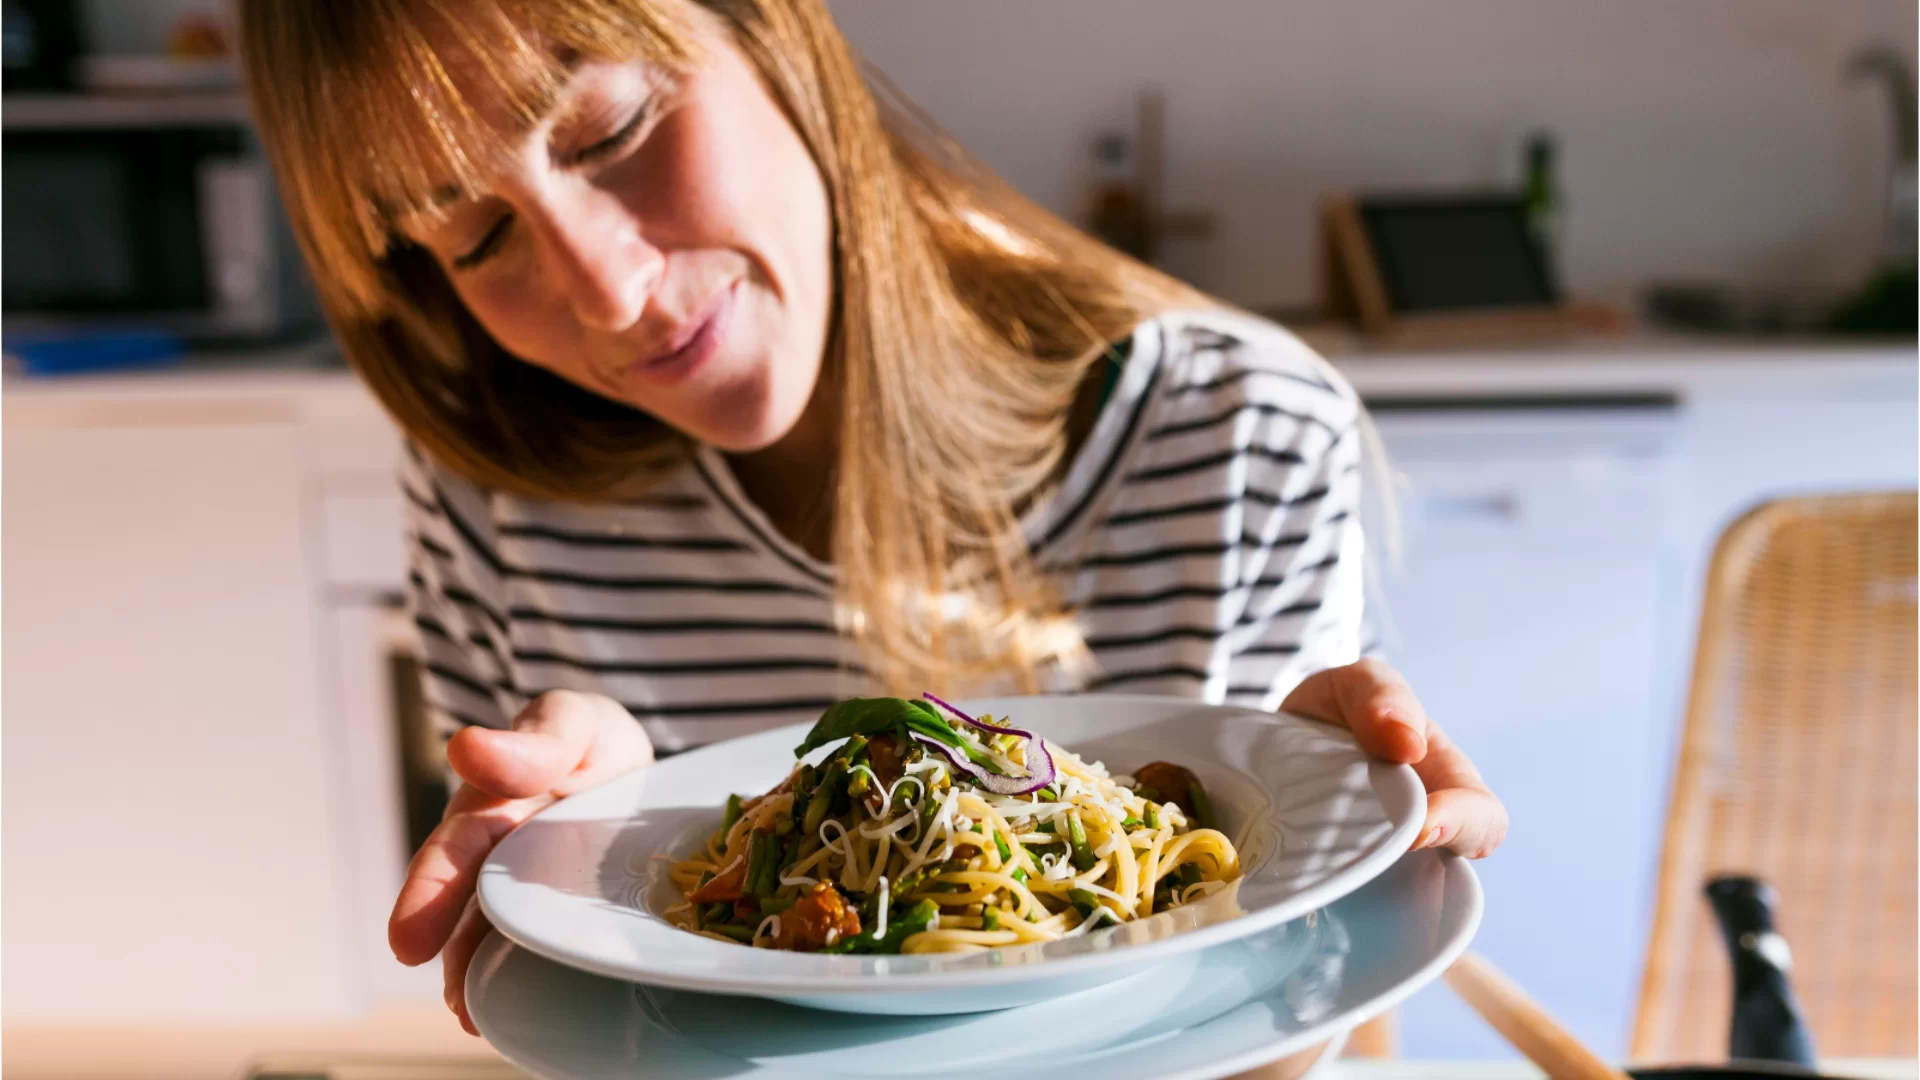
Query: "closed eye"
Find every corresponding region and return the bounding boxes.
[570,100,652,166]
[453,215,513,270]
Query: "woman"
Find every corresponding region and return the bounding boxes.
[239,0,1505,1040]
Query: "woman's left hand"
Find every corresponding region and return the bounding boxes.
[1281,658,1507,859]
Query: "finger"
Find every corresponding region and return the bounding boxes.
[1414,786,1509,859]
[1406,718,1488,797]
[389,789,550,966]
[1405,719,1503,856]
[446,694,602,800]
[442,897,494,1037]
[1281,659,1429,764]
[447,691,652,801]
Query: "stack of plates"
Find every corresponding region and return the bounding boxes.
[472,696,1483,1079]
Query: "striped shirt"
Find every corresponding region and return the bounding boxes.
[404,308,1366,754]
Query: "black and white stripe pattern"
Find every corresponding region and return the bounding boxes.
[405,310,1367,754]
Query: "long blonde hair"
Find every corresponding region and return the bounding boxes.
[239,0,1213,695]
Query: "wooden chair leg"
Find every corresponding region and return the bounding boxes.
[1344,1011,1398,1057]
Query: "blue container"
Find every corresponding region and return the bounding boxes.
[3,328,187,376]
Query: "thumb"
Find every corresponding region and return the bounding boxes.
[447,691,617,800]
[1413,787,1508,860]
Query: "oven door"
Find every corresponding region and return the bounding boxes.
[326,596,446,1007]
[2,125,282,337]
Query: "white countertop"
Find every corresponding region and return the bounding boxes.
[2,334,1912,425]
[1325,1061,1917,1080]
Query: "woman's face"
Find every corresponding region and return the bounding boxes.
[397,30,833,453]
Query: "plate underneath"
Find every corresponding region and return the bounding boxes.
[467,849,1480,1080]
[478,696,1424,1013]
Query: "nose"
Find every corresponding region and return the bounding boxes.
[529,184,662,333]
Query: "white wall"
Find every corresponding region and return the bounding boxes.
[96,1,1914,309]
[827,0,1916,310]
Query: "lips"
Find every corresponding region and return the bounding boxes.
[624,284,737,387]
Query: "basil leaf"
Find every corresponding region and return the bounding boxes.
[793,697,920,758]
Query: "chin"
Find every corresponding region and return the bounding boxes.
[700,422,789,454]
[686,381,808,454]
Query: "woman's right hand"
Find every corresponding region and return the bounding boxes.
[388,690,654,1034]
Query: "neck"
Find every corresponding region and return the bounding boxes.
[725,366,841,561]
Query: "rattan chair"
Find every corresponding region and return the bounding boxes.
[1633,492,1918,1061]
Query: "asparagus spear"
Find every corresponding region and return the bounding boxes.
[823,899,940,954]
[1067,811,1097,873]
[1187,778,1218,831]
[744,832,770,898]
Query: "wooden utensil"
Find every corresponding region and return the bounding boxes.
[1444,952,1633,1080]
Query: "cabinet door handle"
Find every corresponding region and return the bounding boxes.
[1419,492,1521,523]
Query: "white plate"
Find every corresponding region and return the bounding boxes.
[468,849,1481,1080]
[477,695,1424,1014]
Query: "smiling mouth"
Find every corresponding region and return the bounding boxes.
[618,282,737,386]
[622,283,738,385]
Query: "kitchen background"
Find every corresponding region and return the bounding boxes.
[67,0,1918,311]
[4,0,1916,1076]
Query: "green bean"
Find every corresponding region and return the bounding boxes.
[1036,785,1059,801]
[1010,866,1028,884]
[890,867,929,897]
[702,901,732,925]
[1067,811,1097,873]
[992,829,1012,863]
[721,793,744,835]
[982,907,1001,931]
[1120,815,1144,828]
[694,873,715,928]
[760,895,797,915]
[823,899,938,954]
[1188,779,1218,831]
[744,832,770,897]
[774,812,795,836]
[838,735,870,765]
[1036,819,1057,834]
[708,923,755,943]
[1145,805,1160,830]
[802,763,840,835]
[1068,887,1101,915]
[848,768,872,798]
[753,834,786,897]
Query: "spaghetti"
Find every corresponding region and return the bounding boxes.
[665,695,1240,954]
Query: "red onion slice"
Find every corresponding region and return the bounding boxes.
[909,732,1056,796]
[922,693,1023,738]
[913,695,1057,796]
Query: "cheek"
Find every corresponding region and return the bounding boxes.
[654,63,832,312]
[453,274,585,376]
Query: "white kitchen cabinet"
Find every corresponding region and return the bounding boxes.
[1369,406,1682,1058]
[1,380,436,1024]
[2,407,365,1021]
[1368,359,1917,1059]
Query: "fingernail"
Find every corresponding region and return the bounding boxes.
[1383,714,1423,744]
[1417,823,1449,850]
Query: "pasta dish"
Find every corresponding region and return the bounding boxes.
[665,695,1240,954]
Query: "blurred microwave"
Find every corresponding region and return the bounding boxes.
[2,94,318,342]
